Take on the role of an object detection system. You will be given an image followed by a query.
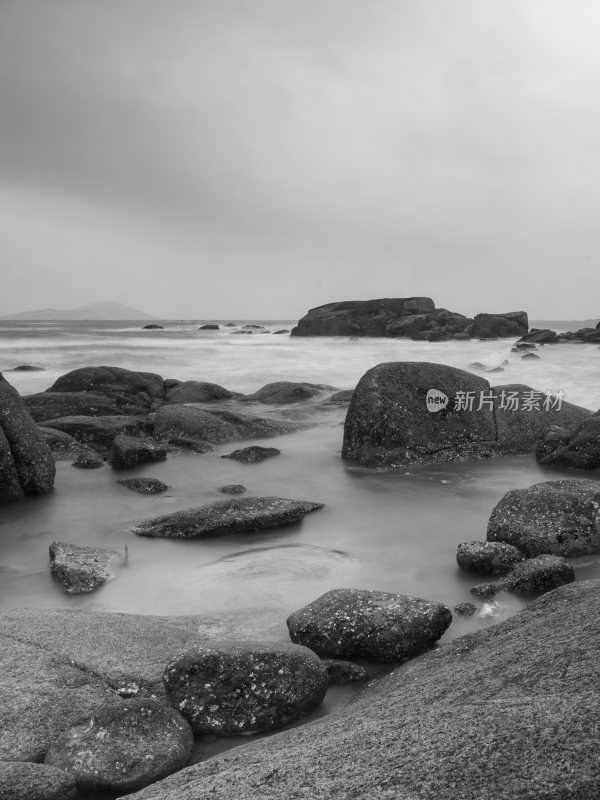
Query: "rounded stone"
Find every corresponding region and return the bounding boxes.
[456,540,524,575]
[163,640,329,736]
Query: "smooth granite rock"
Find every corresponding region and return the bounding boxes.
[49,541,123,594]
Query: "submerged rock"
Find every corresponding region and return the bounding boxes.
[163,641,328,736]
[44,698,193,794]
[164,380,234,404]
[117,477,169,494]
[321,659,369,684]
[39,426,87,459]
[221,445,281,463]
[456,541,524,575]
[71,448,104,469]
[109,434,167,469]
[471,554,575,597]
[536,415,600,469]
[243,381,328,404]
[219,484,247,494]
[0,762,77,800]
[453,602,477,617]
[487,479,600,556]
[154,405,308,443]
[132,496,324,539]
[287,588,452,662]
[49,541,122,594]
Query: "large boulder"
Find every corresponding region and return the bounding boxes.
[536,414,600,469]
[109,434,167,469]
[44,698,193,794]
[287,588,452,662]
[487,479,600,556]
[456,540,524,575]
[46,366,166,414]
[342,362,496,466]
[132,496,324,539]
[163,641,328,735]
[0,374,55,502]
[153,405,308,443]
[164,381,234,404]
[468,311,528,338]
[0,762,77,800]
[24,390,123,421]
[291,298,436,337]
[39,415,146,453]
[122,579,600,800]
[49,541,123,594]
[516,327,559,344]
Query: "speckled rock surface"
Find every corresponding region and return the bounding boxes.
[44,698,193,793]
[456,540,524,575]
[218,484,247,494]
[536,415,600,469]
[487,479,600,556]
[471,554,575,598]
[109,434,167,469]
[221,445,281,463]
[126,580,600,800]
[71,448,104,468]
[321,659,368,684]
[132,497,324,539]
[164,380,234,404]
[163,641,328,735]
[45,366,166,414]
[242,381,328,404]
[39,415,146,454]
[117,477,169,494]
[0,762,77,800]
[49,541,123,594]
[287,588,452,662]
[153,405,308,443]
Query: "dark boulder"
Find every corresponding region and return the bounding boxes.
[287,588,452,662]
[219,484,247,494]
[46,366,166,414]
[243,381,329,404]
[142,324,164,329]
[44,698,193,794]
[273,329,290,334]
[521,352,540,359]
[40,415,146,454]
[166,435,215,453]
[49,541,122,594]
[0,761,77,800]
[10,364,45,371]
[456,541,524,575]
[342,362,496,467]
[164,381,234,404]
[154,405,308,443]
[325,389,354,404]
[487,479,600,556]
[163,641,328,736]
[467,311,528,338]
[221,445,280,463]
[39,427,88,459]
[198,324,219,330]
[516,327,559,344]
[536,415,600,469]
[24,391,123,422]
[0,374,55,502]
[71,448,104,469]
[453,602,477,617]
[109,434,167,469]
[117,477,169,494]
[133,496,323,539]
[471,554,575,597]
[291,297,436,337]
[321,659,368,684]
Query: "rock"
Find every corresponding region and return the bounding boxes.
[39,426,87,459]
[221,445,281,463]
[467,361,487,370]
[536,415,600,469]
[486,366,504,373]
[0,374,55,502]
[231,330,252,334]
[132,497,324,539]
[44,698,193,794]
[219,484,247,494]
[49,541,123,594]
[512,342,537,351]
[342,362,497,467]
[154,405,308,443]
[468,311,528,338]
[471,555,575,597]
[109,434,167,469]
[242,324,265,330]
[0,634,113,761]
[167,436,215,454]
[142,324,164,329]
[243,381,328,404]
[46,366,166,414]
[0,762,77,800]
[453,602,477,617]
[223,322,237,327]
[117,477,169,494]
[198,324,219,330]
[24,391,123,422]
[325,389,354,404]
[456,540,524,575]
[164,381,234,404]
[321,659,369,684]
[96,580,600,800]
[516,327,559,344]
[487,479,600,556]
[163,641,328,735]
[71,448,104,468]
[451,332,471,340]
[287,588,452,662]
[10,364,45,371]
[521,352,540,359]
[40,415,146,454]
[273,329,290,334]
[292,297,437,337]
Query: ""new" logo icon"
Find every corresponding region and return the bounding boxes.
[426,389,449,413]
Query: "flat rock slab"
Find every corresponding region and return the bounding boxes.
[125,579,600,800]
[487,479,600,556]
[109,433,167,469]
[132,497,324,539]
[45,698,193,794]
[163,641,328,736]
[49,541,123,594]
[0,762,77,800]
[287,588,452,662]
[221,445,281,463]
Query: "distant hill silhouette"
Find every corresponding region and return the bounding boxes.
[1,301,156,321]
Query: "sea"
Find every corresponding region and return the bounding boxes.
[1,317,600,647]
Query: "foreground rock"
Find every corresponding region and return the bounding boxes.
[456,540,524,575]
[163,641,328,735]
[117,477,169,494]
[109,433,167,469]
[342,362,592,466]
[287,588,452,662]
[536,415,600,469]
[45,698,193,794]
[132,497,324,539]
[127,579,600,800]
[471,554,575,597]
[321,659,368,684]
[0,374,55,502]
[49,541,123,594]
[221,445,281,463]
[164,380,234,404]
[243,381,329,404]
[0,762,77,800]
[40,415,146,454]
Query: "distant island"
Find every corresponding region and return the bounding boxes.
[0,301,156,321]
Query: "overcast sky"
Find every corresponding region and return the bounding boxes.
[2,0,600,319]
